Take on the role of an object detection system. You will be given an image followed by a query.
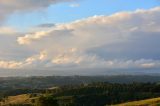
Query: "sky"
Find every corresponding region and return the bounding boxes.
[0,0,160,76]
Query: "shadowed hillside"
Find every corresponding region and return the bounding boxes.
[1,82,160,106]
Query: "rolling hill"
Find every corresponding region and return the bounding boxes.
[113,97,160,106]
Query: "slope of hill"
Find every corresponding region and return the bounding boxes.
[0,94,32,106]
[1,82,160,106]
[113,97,160,106]
[2,95,160,106]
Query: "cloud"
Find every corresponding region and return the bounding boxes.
[0,0,76,23]
[0,61,22,69]
[1,52,160,70]
[141,63,156,69]
[1,7,160,75]
[0,50,48,69]
[17,7,160,52]
[36,23,55,28]
[0,27,17,35]
[17,30,52,45]
[70,3,80,7]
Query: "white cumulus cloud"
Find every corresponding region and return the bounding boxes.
[0,7,160,75]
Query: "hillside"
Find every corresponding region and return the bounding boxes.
[113,97,160,106]
[2,95,160,106]
[0,94,32,106]
[1,82,160,106]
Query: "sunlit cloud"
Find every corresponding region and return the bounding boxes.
[0,7,159,75]
[70,3,80,7]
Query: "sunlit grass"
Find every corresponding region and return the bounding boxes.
[112,97,160,106]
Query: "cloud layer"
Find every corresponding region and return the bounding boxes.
[1,7,160,75]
